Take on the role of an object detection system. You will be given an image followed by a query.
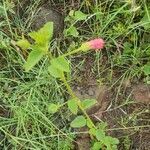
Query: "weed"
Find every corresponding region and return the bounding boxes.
[16,21,119,149]
[1,0,150,149]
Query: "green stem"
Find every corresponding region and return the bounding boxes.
[61,73,96,128]
[3,0,13,37]
[61,73,76,98]
[61,48,82,57]
[77,101,96,128]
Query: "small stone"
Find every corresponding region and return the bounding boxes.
[88,87,95,96]
[77,86,81,90]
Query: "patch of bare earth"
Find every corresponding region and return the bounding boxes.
[72,58,150,150]
[102,101,150,150]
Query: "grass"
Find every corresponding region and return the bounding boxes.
[0,0,150,149]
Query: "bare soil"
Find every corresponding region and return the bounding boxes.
[72,56,150,150]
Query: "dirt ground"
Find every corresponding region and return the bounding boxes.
[72,56,150,150]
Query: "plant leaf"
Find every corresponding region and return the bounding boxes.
[67,98,78,114]
[24,48,46,71]
[74,10,88,21]
[28,22,53,47]
[95,129,105,141]
[48,65,63,78]
[143,63,150,75]
[65,26,79,37]
[103,136,119,150]
[50,56,70,73]
[97,122,107,130]
[82,99,97,109]
[92,142,103,150]
[48,103,59,114]
[70,115,86,128]
[105,136,119,145]
[16,39,31,50]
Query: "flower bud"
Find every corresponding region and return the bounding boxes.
[81,38,105,51]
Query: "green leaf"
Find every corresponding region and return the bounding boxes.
[82,99,97,109]
[92,142,103,150]
[95,129,105,141]
[16,39,31,50]
[28,22,53,47]
[143,63,150,75]
[24,48,46,71]
[103,136,119,150]
[141,10,150,30]
[67,99,78,114]
[65,26,79,37]
[51,57,70,73]
[48,103,59,114]
[66,10,88,22]
[97,122,107,130]
[48,65,62,78]
[74,10,88,21]
[107,136,119,145]
[70,115,86,128]
[112,145,118,150]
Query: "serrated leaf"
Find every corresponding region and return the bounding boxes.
[82,99,97,109]
[92,142,103,150]
[70,115,86,128]
[48,65,62,78]
[97,122,107,130]
[103,136,119,150]
[67,99,78,114]
[48,103,59,114]
[65,26,79,37]
[16,39,31,50]
[143,63,150,75]
[28,22,53,47]
[95,129,105,141]
[106,136,119,145]
[24,48,46,71]
[74,10,88,21]
[50,57,70,73]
